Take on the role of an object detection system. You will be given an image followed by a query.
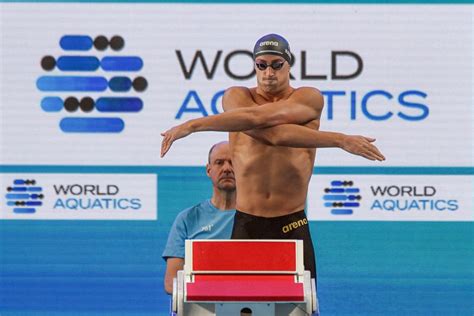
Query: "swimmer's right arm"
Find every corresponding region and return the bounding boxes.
[161,87,319,156]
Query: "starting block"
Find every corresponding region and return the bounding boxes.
[172,240,318,316]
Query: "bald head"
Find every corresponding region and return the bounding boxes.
[208,141,229,164]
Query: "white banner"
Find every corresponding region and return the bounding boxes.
[307,175,473,221]
[0,173,157,220]
[0,4,472,166]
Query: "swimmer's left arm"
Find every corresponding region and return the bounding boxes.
[245,125,386,161]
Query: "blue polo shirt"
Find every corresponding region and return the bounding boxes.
[162,199,236,260]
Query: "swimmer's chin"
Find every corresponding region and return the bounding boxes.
[260,84,279,93]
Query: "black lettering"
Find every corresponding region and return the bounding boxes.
[84,185,96,195]
[401,186,413,196]
[332,51,363,80]
[53,185,69,195]
[176,50,222,80]
[301,51,327,80]
[370,186,387,196]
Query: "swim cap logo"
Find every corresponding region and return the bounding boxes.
[323,180,361,216]
[36,35,148,134]
[260,41,279,47]
[5,179,44,214]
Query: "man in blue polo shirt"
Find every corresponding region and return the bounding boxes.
[162,141,236,294]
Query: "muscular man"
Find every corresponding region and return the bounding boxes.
[161,34,385,280]
[162,141,236,294]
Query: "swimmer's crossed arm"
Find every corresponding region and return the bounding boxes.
[223,87,384,161]
[161,87,318,156]
[244,124,385,161]
[161,87,385,161]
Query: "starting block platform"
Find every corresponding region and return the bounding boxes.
[172,239,319,316]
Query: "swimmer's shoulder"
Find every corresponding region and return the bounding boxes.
[291,86,324,110]
[224,86,253,98]
[223,86,256,111]
[292,86,323,98]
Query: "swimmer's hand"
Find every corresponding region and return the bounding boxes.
[341,135,386,161]
[161,123,192,157]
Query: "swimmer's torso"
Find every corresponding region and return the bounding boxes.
[228,87,320,217]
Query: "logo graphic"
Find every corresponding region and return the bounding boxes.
[260,41,279,47]
[5,179,44,214]
[37,35,147,133]
[323,180,361,216]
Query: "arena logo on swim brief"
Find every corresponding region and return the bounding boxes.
[0,174,157,220]
[36,35,148,134]
[307,175,473,221]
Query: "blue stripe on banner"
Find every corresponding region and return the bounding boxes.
[314,166,474,175]
[1,0,474,3]
[10,187,27,192]
[60,35,93,51]
[26,201,42,206]
[13,208,36,214]
[37,76,108,92]
[108,77,132,92]
[331,209,353,215]
[41,97,63,112]
[101,56,143,71]
[27,187,42,192]
[0,166,473,174]
[345,188,360,193]
[6,194,30,199]
[60,118,125,133]
[344,202,360,207]
[96,97,143,112]
[323,195,347,201]
[57,56,100,71]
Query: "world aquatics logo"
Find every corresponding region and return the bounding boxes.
[37,35,147,133]
[5,179,44,214]
[322,180,361,216]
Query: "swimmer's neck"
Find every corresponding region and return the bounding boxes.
[255,85,294,102]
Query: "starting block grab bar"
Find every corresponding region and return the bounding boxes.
[172,240,319,316]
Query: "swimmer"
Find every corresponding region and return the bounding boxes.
[161,33,385,280]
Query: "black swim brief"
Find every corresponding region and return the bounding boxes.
[231,210,317,281]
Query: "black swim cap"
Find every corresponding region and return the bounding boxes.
[253,33,291,64]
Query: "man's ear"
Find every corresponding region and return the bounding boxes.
[206,163,211,177]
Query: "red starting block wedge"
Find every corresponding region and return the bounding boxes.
[172,240,318,316]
